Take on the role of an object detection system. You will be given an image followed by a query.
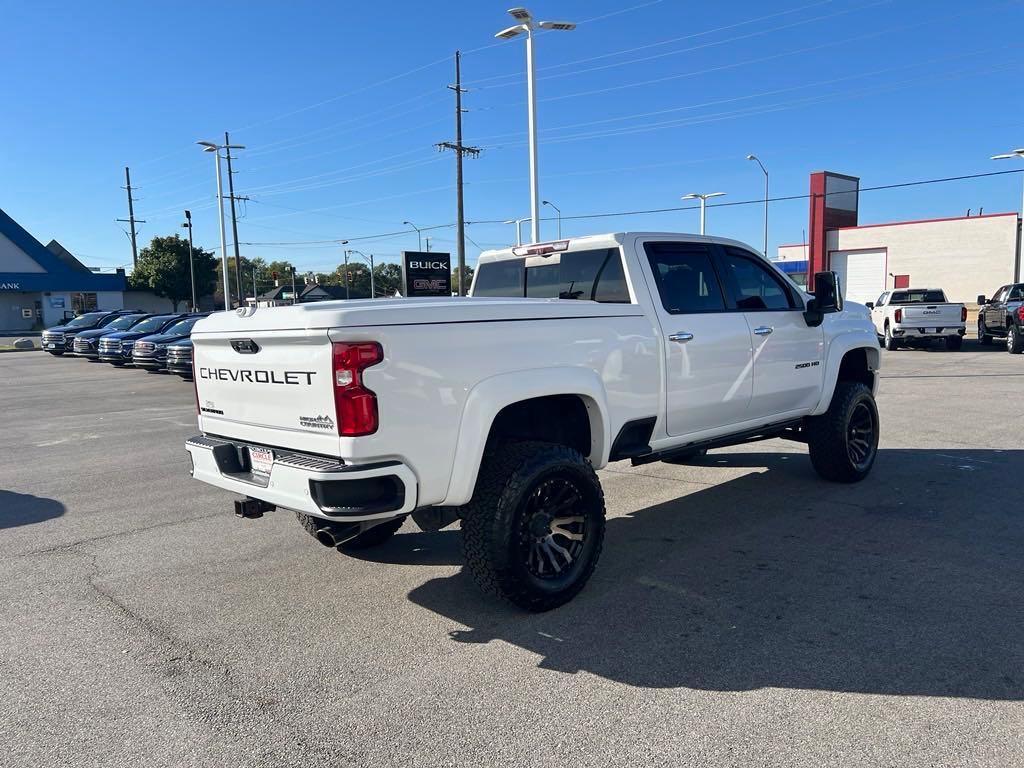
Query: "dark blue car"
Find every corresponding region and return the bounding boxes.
[97,313,187,365]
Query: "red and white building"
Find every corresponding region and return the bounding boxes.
[774,171,1021,305]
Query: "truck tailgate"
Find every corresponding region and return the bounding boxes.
[192,329,340,453]
[897,304,963,326]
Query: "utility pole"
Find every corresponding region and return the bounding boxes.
[437,51,480,296]
[223,132,248,302]
[118,167,144,270]
[252,268,257,301]
[291,266,297,305]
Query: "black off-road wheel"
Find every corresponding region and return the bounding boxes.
[461,441,606,612]
[295,512,404,550]
[945,335,963,351]
[805,381,879,483]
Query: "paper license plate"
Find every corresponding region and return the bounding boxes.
[248,446,274,476]
[45,343,55,349]
[924,328,937,334]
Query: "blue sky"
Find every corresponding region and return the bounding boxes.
[2,0,1023,274]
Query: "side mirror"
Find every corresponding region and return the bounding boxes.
[865,301,874,310]
[977,294,987,305]
[804,271,843,327]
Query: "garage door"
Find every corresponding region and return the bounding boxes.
[830,249,886,304]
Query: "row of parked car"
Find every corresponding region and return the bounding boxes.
[40,309,200,377]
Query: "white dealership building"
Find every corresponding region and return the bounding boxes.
[774,172,1021,305]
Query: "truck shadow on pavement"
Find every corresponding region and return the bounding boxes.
[0,490,65,529]
[401,448,1024,699]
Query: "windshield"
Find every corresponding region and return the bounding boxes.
[163,317,200,335]
[889,290,946,304]
[106,315,144,331]
[130,315,176,334]
[65,312,106,328]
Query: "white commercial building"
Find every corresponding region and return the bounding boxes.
[777,212,1020,305]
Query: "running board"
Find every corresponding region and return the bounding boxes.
[631,418,806,467]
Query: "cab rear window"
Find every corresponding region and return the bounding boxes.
[889,290,946,303]
[473,248,630,303]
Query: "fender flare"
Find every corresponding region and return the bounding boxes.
[810,330,881,415]
[441,367,611,506]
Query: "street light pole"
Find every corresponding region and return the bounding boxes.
[182,210,196,311]
[747,154,769,255]
[503,218,530,246]
[198,139,245,311]
[495,8,576,245]
[681,192,726,235]
[403,221,423,251]
[992,149,1024,281]
[348,249,375,298]
[542,200,562,239]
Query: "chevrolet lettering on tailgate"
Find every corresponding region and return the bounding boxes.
[198,367,316,385]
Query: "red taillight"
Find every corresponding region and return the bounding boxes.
[1017,305,1024,323]
[332,342,382,436]
[961,306,968,322]
[894,308,902,323]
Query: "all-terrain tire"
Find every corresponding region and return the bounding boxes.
[460,440,606,612]
[944,335,963,351]
[294,512,404,550]
[884,325,899,351]
[1008,325,1024,355]
[978,318,992,345]
[805,381,879,483]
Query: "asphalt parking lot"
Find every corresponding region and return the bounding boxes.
[2,347,1023,767]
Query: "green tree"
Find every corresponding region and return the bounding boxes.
[373,262,403,297]
[452,264,474,295]
[130,234,216,310]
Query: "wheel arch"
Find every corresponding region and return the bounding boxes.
[810,336,880,416]
[441,367,611,506]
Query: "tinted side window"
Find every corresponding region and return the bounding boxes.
[644,242,725,314]
[473,260,525,297]
[1009,286,1024,301]
[720,247,796,310]
[473,248,629,303]
[875,293,888,307]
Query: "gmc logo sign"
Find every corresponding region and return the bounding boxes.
[402,250,451,298]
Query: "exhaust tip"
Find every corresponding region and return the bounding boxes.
[315,528,337,548]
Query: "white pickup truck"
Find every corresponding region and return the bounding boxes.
[867,288,966,351]
[185,233,881,611]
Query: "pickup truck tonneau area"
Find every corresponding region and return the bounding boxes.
[186,232,882,611]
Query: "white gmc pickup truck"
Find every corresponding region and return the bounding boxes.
[185,233,881,611]
[867,287,966,351]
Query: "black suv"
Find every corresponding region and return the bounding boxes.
[977,283,1024,354]
[132,314,209,372]
[165,339,194,378]
[41,310,142,356]
[72,313,152,359]
[97,313,188,365]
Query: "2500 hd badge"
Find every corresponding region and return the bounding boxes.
[198,367,316,385]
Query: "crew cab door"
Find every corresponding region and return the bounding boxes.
[642,240,753,436]
[987,286,1009,332]
[870,292,889,335]
[714,245,824,420]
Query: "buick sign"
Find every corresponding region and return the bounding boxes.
[402,251,451,297]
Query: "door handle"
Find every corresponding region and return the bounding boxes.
[753,326,774,336]
[668,332,694,343]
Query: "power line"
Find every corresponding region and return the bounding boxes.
[233,168,1024,248]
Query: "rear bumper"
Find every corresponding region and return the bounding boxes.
[185,434,417,522]
[891,325,965,339]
